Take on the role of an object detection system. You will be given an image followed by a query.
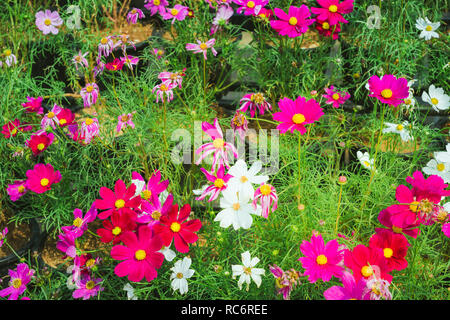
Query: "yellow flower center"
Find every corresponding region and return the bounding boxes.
[115,199,125,209]
[157,50,163,55]
[425,25,433,31]
[171,9,179,16]
[214,178,225,188]
[47,112,55,118]
[436,210,448,223]
[213,138,224,149]
[112,226,122,236]
[292,113,306,124]
[383,248,394,258]
[86,85,94,93]
[18,185,25,193]
[363,161,371,167]
[151,211,161,220]
[12,278,22,289]
[381,89,393,99]
[243,267,252,275]
[85,118,94,125]
[37,143,45,151]
[11,128,17,135]
[121,115,129,122]
[170,222,181,232]
[431,98,439,105]
[131,9,137,14]
[153,0,160,5]
[44,19,52,26]
[85,259,96,268]
[361,265,373,278]
[73,218,83,228]
[288,17,298,26]
[176,272,184,279]
[322,22,330,30]
[409,201,420,213]
[259,13,266,18]
[396,124,404,131]
[4,49,11,56]
[135,249,146,261]
[260,184,272,196]
[101,37,108,45]
[247,1,255,8]
[404,99,411,105]
[329,5,338,12]
[372,286,381,296]
[240,176,248,183]
[251,93,265,104]
[141,189,152,200]
[232,203,240,211]
[392,226,402,233]
[437,163,445,172]
[199,43,208,50]
[59,119,67,125]
[160,84,168,92]
[332,93,340,100]
[316,254,328,265]
[40,178,49,187]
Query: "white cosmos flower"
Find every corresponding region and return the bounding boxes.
[435,143,450,163]
[422,159,450,183]
[382,121,413,142]
[357,151,377,173]
[214,185,260,230]
[231,251,265,291]
[123,283,138,300]
[170,257,195,295]
[227,159,268,200]
[415,17,440,40]
[159,243,176,262]
[421,85,449,112]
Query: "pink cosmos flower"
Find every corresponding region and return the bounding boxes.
[2,119,32,138]
[105,58,125,71]
[272,96,324,134]
[80,83,100,108]
[93,61,106,78]
[368,229,409,272]
[270,5,316,38]
[111,226,164,282]
[7,180,28,202]
[98,36,114,59]
[443,223,450,238]
[211,5,234,35]
[323,271,369,300]
[376,208,420,239]
[195,164,233,202]
[72,275,104,300]
[158,69,186,88]
[72,51,89,71]
[367,74,410,107]
[113,34,136,55]
[131,170,169,205]
[256,7,274,20]
[161,4,189,24]
[0,227,8,248]
[144,0,169,16]
[153,48,165,59]
[323,85,350,108]
[311,0,354,26]
[120,55,139,70]
[298,234,344,283]
[152,80,175,103]
[137,193,174,228]
[35,10,63,35]
[3,49,17,67]
[80,117,100,144]
[26,130,54,156]
[117,112,136,132]
[252,183,278,219]
[22,96,43,114]
[0,263,34,300]
[25,163,61,194]
[61,204,98,238]
[127,8,145,24]
[269,265,302,300]
[365,267,392,300]
[233,0,268,16]
[195,118,239,171]
[238,92,272,117]
[56,230,77,258]
[230,111,249,141]
[185,39,217,60]
[316,19,341,39]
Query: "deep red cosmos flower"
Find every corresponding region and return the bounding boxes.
[94,179,142,220]
[26,131,55,156]
[1,119,32,138]
[56,108,75,127]
[105,58,125,71]
[97,211,137,244]
[153,203,202,253]
[368,229,410,272]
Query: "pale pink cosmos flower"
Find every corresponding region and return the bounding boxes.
[144,0,169,16]
[41,104,63,130]
[195,118,238,171]
[113,34,136,55]
[211,5,234,35]
[195,164,233,202]
[186,39,217,60]
[161,4,189,24]
[323,85,351,108]
[120,55,139,70]
[238,92,272,117]
[3,49,17,67]
[152,80,175,103]
[252,183,278,219]
[269,264,302,300]
[7,180,28,202]
[80,117,100,144]
[127,8,145,24]
[158,69,186,88]
[72,51,89,71]
[80,83,100,108]
[364,266,392,300]
[98,36,114,59]
[117,112,136,132]
[35,10,63,35]
[230,111,249,141]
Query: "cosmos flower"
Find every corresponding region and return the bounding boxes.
[25,163,62,194]
[252,183,278,219]
[170,257,195,295]
[233,0,268,16]
[231,251,265,291]
[323,271,369,300]
[127,8,145,24]
[185,39,218,60]
[152,81,175,103]
[120,55,139,70]
[422,159,450,183]
[79,117,100,144]
[315,19,341,39]
[211,5,234,35]
[357,151,377,173]
[26,130,55,156]
[311,0,354,26]
[367,74,409,107]
[382,121,413,142]
[270,5,316,38]
[35,9,63,35]
[61,204,98,238]
[230,111,249,141]
[80,83,100,108]
[227,159,268,200]
[2,119,32,138]
[421,85,449,112]
[161,4,189,23]
[269,265,301,300]
[415,17,440,40]
[368,229,410,272]
[117,112,136,133]
[72,51,89,71]
[98,36,114,59]
[0,263,35,300]
[144,0,169,16]
[195,164,232,202]
[22,96,44,114]
[323,85,350,108]
[3,49,17,67]
[6,180,28,202]
[72,275,104,300]
[238,92,272,117]
[97,211,137,245]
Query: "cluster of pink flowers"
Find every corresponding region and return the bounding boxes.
[144,0,193,24]
[152,69,186,103]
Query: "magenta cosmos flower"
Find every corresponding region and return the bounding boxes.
[98,36,114,59]
[316,19,342,39]
[80,83,99,108]
[368,229,409,272]
[0,263,34,300]
[41,104,62,130]
[2,119,32,138]
[231,111,249,141]
[152,80,176,103]
[61,204,98,238]
[252,183,278,219]
[323,85,350,108]
[311,0,354,26]
[56,230,77,258]
[195,164,233,202]
[35,10,63,35]
[26,130,55,156]
[234,0,268,16]
[186,39,218,60]
[367,74,410,106]
[137,193,173,228]
[72,275,104,300]
[131,170,169,205]
[144,0,169,16]
[7,180,28,202]
[323,271,369,300]
[270,5,315,38]
[195,118,238,171]
[127,8,145,24]
[153,48,165,59]
[161,4,189,24]
[25,163,61,194]
[298,234,344,283]
[117,112,136,133]
[120,55,139,70]
[111,226,164,282]
[238,92,272,117]
[272,96,324,134]
[22,96,43,114]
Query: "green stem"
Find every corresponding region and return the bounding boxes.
[335,184,343,236]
